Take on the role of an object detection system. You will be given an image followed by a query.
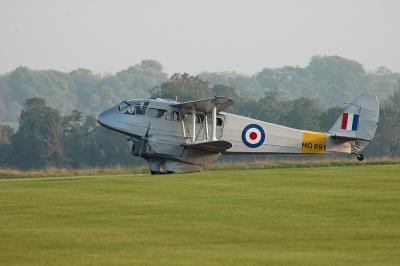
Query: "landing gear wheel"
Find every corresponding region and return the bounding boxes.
[356,154,364,161]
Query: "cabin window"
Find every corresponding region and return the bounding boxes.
[134,104,147,115]
[162,111,171,120]
[172,111,180,121]
[217,117,223,126]
[148,108,167,118]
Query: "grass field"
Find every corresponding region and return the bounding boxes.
[1,165,400,265]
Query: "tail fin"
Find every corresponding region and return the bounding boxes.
[329,93,379,151]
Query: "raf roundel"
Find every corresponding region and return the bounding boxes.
[241,124,266,148]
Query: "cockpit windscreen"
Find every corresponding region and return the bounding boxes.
[118,100,148,115]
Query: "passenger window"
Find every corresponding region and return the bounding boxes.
[161,111,170,120]
[173,111,180,121]
[135,104,146,115]
[148,108,167,118]
[217,117,223,126]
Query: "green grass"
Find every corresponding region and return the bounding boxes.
[2,157,400,179]
[1,165,400,265]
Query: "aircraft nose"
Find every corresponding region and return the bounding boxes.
[97,107,117,128]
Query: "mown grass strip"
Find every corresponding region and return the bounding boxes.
[1,157,399,179]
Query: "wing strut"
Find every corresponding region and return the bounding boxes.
[189,103,217,143]
[205,114,209,141]
[192,106,196,143]
[212,104,217,141]
[173,96,232,143]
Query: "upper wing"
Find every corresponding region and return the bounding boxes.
[171,96,233,113]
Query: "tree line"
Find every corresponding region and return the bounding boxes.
[0,74,399,169]
[0,60,167,123]
[0,98,135,169]
[1,56,400,124]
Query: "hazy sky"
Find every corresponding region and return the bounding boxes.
[1,0,399,75]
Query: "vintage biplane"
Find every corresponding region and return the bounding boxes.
[97,93,379,174]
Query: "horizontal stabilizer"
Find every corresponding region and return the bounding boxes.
[331,134,371,142]
[182,140,232,153]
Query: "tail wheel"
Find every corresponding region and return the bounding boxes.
[357,154,364,161]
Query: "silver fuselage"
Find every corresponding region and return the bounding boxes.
[98,98,353,172]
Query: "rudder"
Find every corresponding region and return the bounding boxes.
[329,93,379,151]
